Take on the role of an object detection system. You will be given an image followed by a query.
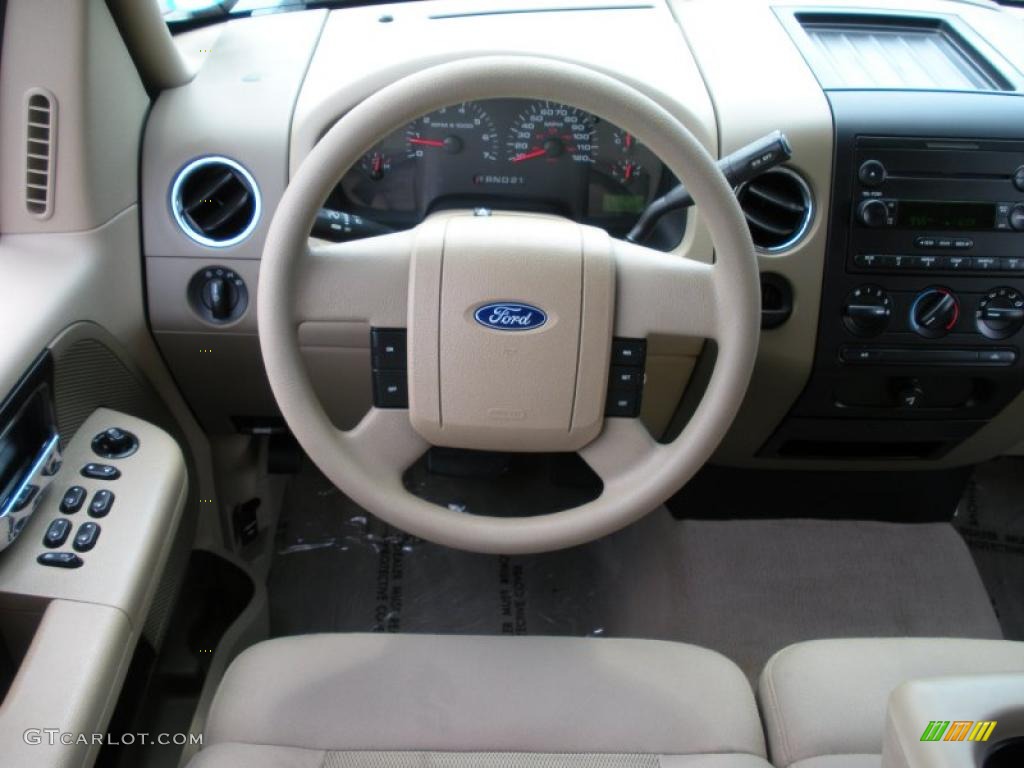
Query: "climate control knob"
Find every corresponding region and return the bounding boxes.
[843,285,892,337]
[977,287,1024,339]
[910,287,959,338]
[856,199,889,228]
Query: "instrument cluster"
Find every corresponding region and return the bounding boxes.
[326,99,681,243]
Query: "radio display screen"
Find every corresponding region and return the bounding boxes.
[897,201,995,231]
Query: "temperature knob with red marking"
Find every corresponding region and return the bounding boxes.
[910,287,960,339]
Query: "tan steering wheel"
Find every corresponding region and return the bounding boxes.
[258,56,760,554]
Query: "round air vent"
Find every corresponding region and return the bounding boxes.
[736,167,813,252]
[171,156,261,247]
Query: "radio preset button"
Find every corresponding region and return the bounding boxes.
[1001,257,1024,271]
[946,256,972,270]
[974,257,998,270]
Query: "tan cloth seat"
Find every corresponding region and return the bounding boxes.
[188,633,770,768]
[757,638,1024,768]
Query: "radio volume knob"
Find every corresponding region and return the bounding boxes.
[857,199,889,228]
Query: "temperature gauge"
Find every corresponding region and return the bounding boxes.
[360,150,391,181]
[612,159,645,186]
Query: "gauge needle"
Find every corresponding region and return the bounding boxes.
[409,138,446,148]
[511,148,547,163]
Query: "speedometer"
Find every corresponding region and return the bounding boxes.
[405,102,499,162]
[505,102,599,165]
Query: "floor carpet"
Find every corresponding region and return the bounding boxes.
[955,457,1024,641]
[269,462,1003,681]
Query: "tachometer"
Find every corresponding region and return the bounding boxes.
[506,102,599,165]
[405,102,499,161]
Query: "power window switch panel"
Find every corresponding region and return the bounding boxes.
[37,552,83,569]
[81,463,121,480]
[89,490,115,518]
[73,522,101,552]
[43,518,72,548]
[60,486,87,514]
[373,370,408,408]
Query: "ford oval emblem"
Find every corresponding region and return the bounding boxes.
[474,302,548,331]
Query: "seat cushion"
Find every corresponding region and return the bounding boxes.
[196,634,767,758]
[758,638,1024,767]
[188,747,774,768]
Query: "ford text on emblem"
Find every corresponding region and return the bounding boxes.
[474,302,548,331]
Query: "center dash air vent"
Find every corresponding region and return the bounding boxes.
[736,167,813,252]
[171,156,261,247]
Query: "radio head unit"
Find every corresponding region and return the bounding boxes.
[849,137,1024,276]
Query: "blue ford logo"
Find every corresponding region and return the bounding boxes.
[474,302,548,331]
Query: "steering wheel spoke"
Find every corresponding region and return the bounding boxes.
[579,417,660,488]
[612,238,721,341]
[344,407,430,486]
[298,229,415,326]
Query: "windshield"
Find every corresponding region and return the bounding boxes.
[160,1,411,29]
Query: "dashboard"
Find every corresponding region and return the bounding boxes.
[326,99,680,243]
[142,0,1024,469]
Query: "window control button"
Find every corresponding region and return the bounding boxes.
[73,522,100,552]
[81,463,121,481]
[60,486,87,514]
[89,490,115,518]
[611,339,646,367]
[43,518,72,548]
[37,552,83,569]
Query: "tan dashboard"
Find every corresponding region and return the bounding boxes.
[141,0,1024,468]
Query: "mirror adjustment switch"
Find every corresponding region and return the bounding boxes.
[43,518,72,548]
[73,522,100,552]
[91,427,138,459]
[89,490,115,518]
[81,463,121,481]
[37,552,83,568]
[60,486,87,514]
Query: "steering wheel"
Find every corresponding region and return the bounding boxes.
[258,56,759,554]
